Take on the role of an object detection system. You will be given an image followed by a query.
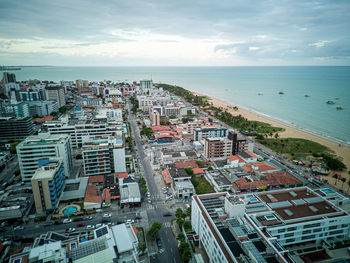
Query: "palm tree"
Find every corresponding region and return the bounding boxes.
[340,177,346,189]
[333,174,339,185]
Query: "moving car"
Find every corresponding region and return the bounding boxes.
[63,219,72,224]
[65,228,75,233]
[103,213,111,218]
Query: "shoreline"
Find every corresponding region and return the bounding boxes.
[191,90,350,185]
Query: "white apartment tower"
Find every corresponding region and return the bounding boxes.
[17,133,73,181]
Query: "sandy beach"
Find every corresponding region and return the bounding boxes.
[192,91,350,189]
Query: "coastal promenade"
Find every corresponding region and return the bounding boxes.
[192,91,350,187]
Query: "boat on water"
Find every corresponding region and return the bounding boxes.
[326,100,335,104]
[304,94,310,97]
[335,97,340,100]
[278,91,284,95]
[336,106,344,110]
[257,92,263,95]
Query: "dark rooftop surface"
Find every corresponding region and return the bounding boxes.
[64,183,80,191]
[219,228,246,258]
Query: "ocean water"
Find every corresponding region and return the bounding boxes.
[9,66,350,144]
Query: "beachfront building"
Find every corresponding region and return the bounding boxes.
[194,126,227,141]
[191,187,350,263]
[140,79,153,93]
[16,133,73,181]
[228,130,253,154]
[204,137,233,159]
[31,159,65,214]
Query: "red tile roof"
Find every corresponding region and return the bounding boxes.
[33,115,54,123]
[242,162,278,172]
[88,175,104,183]
[232,172,302,191]
[116,172,128,179]
[192,168,205,175]
[84,185,102,203]
[151,126,171,131]
[245,151,257,158]
[174,160,199,168]
[227,155,245,163]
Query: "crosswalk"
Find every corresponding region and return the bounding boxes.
[163,222,171,228]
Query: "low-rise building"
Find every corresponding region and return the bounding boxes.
[119,177,141,208]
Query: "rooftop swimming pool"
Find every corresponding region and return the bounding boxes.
[321,188,334,194]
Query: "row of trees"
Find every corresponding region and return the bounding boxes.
[332,172,350,193]
[175,208,192,263]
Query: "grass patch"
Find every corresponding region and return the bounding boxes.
[191,176,215,194]
[258,138,332,159]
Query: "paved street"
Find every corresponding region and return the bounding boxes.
[128,102,182,263]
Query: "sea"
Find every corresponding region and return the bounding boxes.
[8,66,350,144]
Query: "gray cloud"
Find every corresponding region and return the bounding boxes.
[0,0,349,65]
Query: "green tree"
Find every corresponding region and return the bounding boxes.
[340,177,346,188]
[186,207,191,218]
[184,167,194,176]
[10,141,20,154]
[147,222,162,239]
[177,232,186,243]
[176,217,184,229]
[175,208,185,219]
[58,106,68,114]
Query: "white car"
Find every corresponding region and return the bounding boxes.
[103,213,111,218]
[147,199,152,204]
[63,219,72,224]
[95,223,103,228]
[86,225,94,230]
[126,219,134,224]
[66,228,75,233]
[14,226,24,231]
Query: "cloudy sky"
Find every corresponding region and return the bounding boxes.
[1,0,349,66]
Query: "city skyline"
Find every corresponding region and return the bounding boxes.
[1,0,350,66]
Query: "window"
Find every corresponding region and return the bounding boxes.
[278,229,286,233]
[285,233,294,237]
[286,238,295,243]
[329,226,337,230]
[303,223,321,229]
[302,230,312,234]
[287,227,297,231]
[313,228,322,233]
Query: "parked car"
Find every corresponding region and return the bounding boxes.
[163,212,172,217]
[63,219,72,224]
[95,223,103,228]
[77,223,85,227]
[85,216,93,220]
[135,215,142,220]
[14,226,24,231]
[65,228,75,233]
[103,213,111,218]
[73,217,83,222]
[126,219,134,224]
[86,225,94,230]
[102,218,111,223]
[157,238,162,248]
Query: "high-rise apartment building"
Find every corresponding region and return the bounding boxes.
[31,159,65,214]
[204,137,233,159]
[140,80,152,93]
[17,133,73,181]
[194,126,227,141]
[0,117,35,142]
[82,136,126,176]
[45,86,65,108]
